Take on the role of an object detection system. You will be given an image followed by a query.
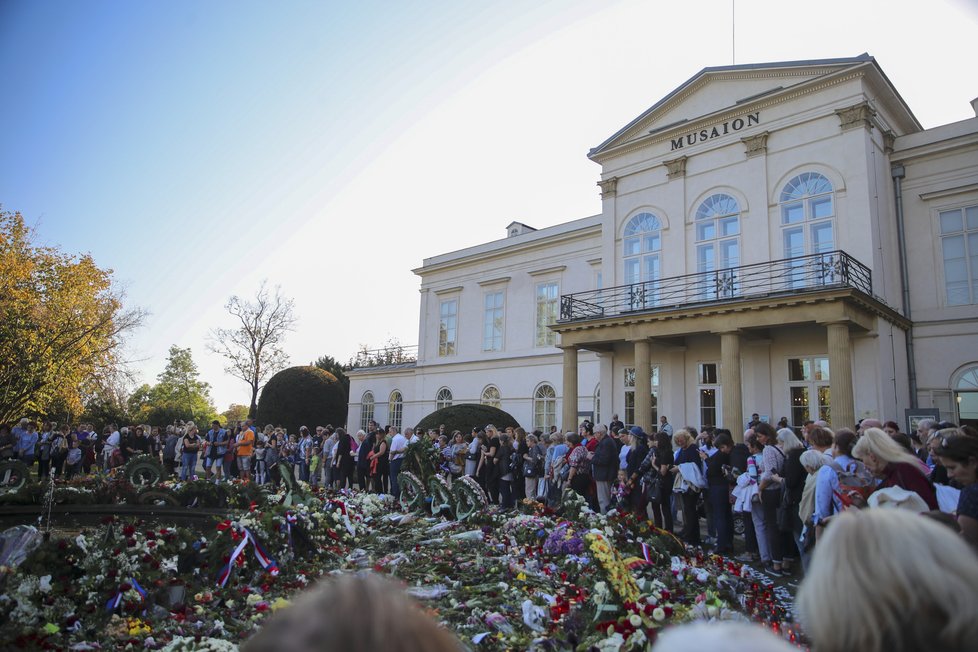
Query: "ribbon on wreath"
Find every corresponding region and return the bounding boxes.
[105,577,148,612]
[284,512,298,551]
[216,527,280,587]
[325,500,356,537]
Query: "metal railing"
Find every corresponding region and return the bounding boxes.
[349,344,419,368]
[559,250,873,322]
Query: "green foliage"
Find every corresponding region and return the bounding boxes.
[312,354,350,402]
[127,345,217,425]
[414,403,520,435]
[255,366,346,433]
[221,403,250,426]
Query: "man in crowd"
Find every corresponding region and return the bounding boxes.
[659,415,673,437]
[234,420,256,483]
[590,424,618,513]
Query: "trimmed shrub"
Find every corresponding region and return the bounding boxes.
[414,403,520,435]
[255,366,346,434]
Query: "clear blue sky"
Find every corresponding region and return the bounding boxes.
[2,0,976,410]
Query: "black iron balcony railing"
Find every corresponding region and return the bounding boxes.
[559,250,873,323]
[349,344,418,369]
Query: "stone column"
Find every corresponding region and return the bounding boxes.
[719,331,744,442]
[561,345,579,433]
[634,339,652,432]
[827,322,855,431]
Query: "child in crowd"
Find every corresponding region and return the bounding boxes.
[309,446,322,487]
[611,469,630,512]
[254,439,268,484]
[65,439,82,479]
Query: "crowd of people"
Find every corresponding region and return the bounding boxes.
[3,413,977,565]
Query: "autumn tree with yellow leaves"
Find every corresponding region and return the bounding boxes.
[0,208,143,423]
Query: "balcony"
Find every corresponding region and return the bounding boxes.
[559,250,875,323]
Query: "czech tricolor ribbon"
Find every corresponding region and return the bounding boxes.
[216,531,251,587]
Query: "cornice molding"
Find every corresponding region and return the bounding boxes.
[591,70,867,163]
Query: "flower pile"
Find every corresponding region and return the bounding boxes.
[0,480,801,650]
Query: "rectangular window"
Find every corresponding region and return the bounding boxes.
[535,282,558,347]
[697,362,719,428]
[438,299,457,356]
[482,291,504,351]
[940,206,978,305]
[624,365,660,427]
[787,356,830,427]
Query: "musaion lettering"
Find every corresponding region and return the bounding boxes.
[670,112,760,150]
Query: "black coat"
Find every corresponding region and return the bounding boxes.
[591,436,618,482]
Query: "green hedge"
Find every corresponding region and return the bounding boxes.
[256,366,347,434]
[414,403,520,435]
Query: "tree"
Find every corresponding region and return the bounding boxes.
[127,346,217,425]
[221,403,250,426]
[0,209,144,423]
[312,354,350,403]
[255,366,346,434]
[208,281,297,418]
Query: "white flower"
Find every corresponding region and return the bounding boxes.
[38,576,52,593]
[628,613,642,627]
[653,607,666,621]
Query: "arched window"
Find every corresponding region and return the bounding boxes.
[360,391,375,432]
[954,364,978,428]
[695,194,740,298]
[388,390,403,432]
[436,387,453,410]
[533,383,557,433]
[780,172,835,287]
[623,212,663,309]
[481,385,501,408]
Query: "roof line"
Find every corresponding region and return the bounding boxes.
[589,54,876,158]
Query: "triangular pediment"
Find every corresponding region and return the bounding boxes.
[589,54,901,161]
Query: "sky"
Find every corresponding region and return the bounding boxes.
[2,0,977,411]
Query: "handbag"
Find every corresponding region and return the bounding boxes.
[774,485,793,532]
[644,471,663,503]
[523,461,537,478]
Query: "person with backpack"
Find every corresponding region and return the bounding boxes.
[853,427,938,510]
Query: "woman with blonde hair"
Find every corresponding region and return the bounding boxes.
[796,508,978,652]
[853,427,938,510]
[673,428,703,546]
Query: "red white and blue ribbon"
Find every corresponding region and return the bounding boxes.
[217,527,279,587]
[640,542,652,564]
[284,512,297,551]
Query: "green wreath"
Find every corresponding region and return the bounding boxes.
[124,454,164,486]
[398,471,426,512]
[0,459,34,491]
[452,475,488,521]
[428,475,454,518]
[136,489,181,507]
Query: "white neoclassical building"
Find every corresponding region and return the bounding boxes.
[347,55,978,440]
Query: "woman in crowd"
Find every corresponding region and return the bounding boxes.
[496,433,515,509]
[50,423,69,478]
[448,431,467,480]
[797,448,827,570]
[935,430,978,548]
[565,432,590,500]
[545,431,568,506]
[651,431,674,531]
[465,429,482,478]
[523,433,544,500]
[755,422,789,575]
[703,431,734,553]
[796,508,978,652]
[626,428,650,519]
[367,429,388,494]
[853,427,938,510]
[180,423,201,481]
[777,427,806,571]
[481,425,501,503]
[673,428,703,546]
[512,427,529,501]
[745,433,771,565]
